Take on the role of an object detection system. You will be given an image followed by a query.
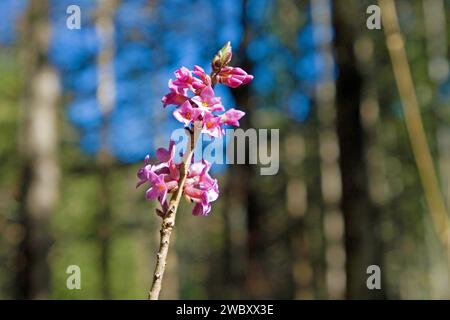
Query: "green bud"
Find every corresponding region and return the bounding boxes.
[212,41,232,72]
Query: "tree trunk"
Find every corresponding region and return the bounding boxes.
[225,0,270,299]
[333,1,383,299]
[95,0,118,299]
[311,0,346,299]
[16,0,60,299]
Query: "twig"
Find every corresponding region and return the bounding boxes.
[147,67,221,299]
[148,123,199,300]
[379,0,450,259]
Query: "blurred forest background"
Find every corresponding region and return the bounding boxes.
[1,0,450,299]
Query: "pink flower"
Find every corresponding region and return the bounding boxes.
[173,101,201,126]
[140,43,254,217]
[188,161,207,178]
[201,112,223,137]
[174,67,191,81]
[192,202,212,216]
[192,65,211,91]
[218,66,253,88]
[162,91,189,108]
[198,162,219,203]
[154,140,180,181]
[184,160,219,216]
[162,67,194,107]
[137,141,180,196]
[200,179,219,204]
[192,86,224,112]
[155,140,175,163]
[170,67,193,93]
[184,184,207,201]
[136,155,152,188]
[220,108,245,127]
[146,170,168,205]
[136,142,183,208]
[185,186,212,216]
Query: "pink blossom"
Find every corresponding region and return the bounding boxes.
[137,141,180,204]
[191,86,224,112]
[173,101,201,126]
[154,140,180,181]
[184,184,212,216]
[146,170,168,205]
[220,108,245,127]
[218,66,253,88]
[184,161,219,216]
[188,161,207,178]
[136,155,152,188]
[137,141,179,179]
[174,67,191,82]
[155,140,175,163]
[192,202,212,216]
[198,162,219,203]
[162,91,189,108]
[139,43,254,217]
[162,67,194,107]
[170,67,194,94]
[192,65,211,91]
[136,143,221,215]
[201,112,223,137]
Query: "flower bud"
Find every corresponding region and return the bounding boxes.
[212,41,232,72]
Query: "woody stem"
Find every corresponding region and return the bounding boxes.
[148,125,198,300]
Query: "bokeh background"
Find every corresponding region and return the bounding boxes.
[1,0,450,299]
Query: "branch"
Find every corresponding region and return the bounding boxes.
[148,123,199,300]
[379,0,450,254]
[146,42,234,299]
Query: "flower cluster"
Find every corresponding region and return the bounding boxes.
[137,42,253,216]
[162,63,251,137]
[136,141,219,216]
